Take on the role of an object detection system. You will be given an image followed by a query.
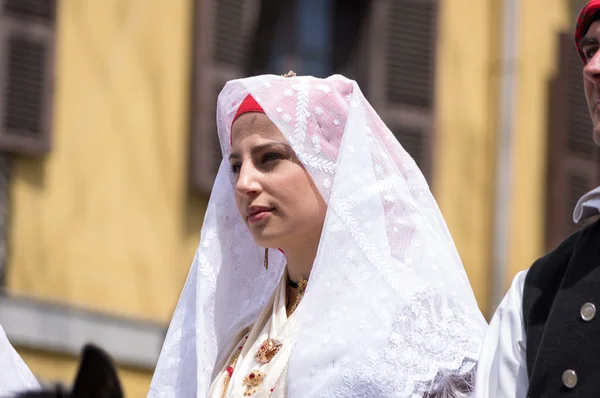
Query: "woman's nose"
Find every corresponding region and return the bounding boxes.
[235,164,262,197]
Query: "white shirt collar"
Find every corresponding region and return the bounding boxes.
[573,186,600,224]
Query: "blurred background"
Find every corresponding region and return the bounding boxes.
[0,0,599,395]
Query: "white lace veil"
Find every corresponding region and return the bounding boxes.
[149,74,487,397]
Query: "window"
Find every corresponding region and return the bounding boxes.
[0,0,58,283]
[363,0,438,182]
[189,0,438,192]
[296,0,332,77]
[189,0,259,194]
[0,0,57,156]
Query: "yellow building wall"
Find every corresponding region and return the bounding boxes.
[434,0,502,315]
[507,1,572,280]
[5,0,202,394]
[436,0,577,316]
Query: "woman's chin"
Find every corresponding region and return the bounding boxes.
[251,231,285,251]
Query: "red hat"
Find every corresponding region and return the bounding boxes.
[230,94,265,145]
[233,94,264,125]
[575,0,600,63]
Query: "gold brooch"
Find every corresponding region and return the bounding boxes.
[254,338,282,364]
[282,70,296,78]
[242,370,266,396]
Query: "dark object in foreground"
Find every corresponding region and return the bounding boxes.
[14,344,123,398]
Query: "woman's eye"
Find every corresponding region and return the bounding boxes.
[230,164,241,174]
[585,47,598,60]
[262,152,282,163]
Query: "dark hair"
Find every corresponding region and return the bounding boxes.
[12,345,123,398]
[14,385,68,398]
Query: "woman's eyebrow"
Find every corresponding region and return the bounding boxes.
[228,142,290,161]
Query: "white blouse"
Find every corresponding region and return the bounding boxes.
[473,270,529,398]
[209,271,297,397]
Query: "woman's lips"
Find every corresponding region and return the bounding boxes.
[247,206,275,224]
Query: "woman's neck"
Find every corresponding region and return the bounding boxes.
[281,244,316,283]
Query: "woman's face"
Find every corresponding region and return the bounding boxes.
[229,112,327,250]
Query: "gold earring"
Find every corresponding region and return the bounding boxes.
[264,248,269,270]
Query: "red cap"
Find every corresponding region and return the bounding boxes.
[575,0,600,63]
[233,94,264,124]
[230,94,265,144]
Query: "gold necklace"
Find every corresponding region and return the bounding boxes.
[220,352,239,398]
[220,332,250,398]
[286,277,308,317]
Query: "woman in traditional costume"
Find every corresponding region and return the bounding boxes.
[149,73,487,397]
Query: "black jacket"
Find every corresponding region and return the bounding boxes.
[523,219,600,396]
